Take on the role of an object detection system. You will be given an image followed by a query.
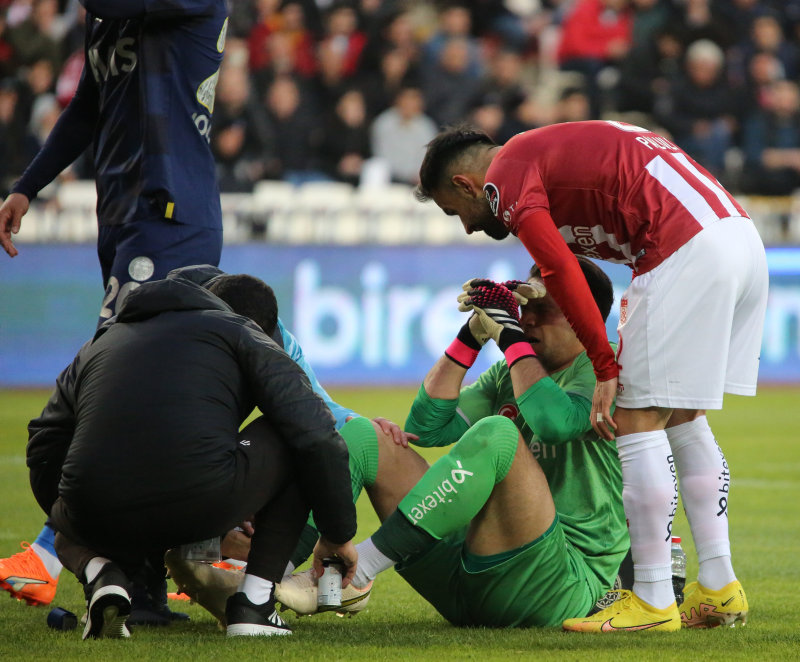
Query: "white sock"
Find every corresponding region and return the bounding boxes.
[239,573,274,605]
[83,557,111,584]
[667,416,736,590]
[352,538,393,588]
[616,430,678,609]
[30,543,62,579]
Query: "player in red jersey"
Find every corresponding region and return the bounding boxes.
[415,121,766,631]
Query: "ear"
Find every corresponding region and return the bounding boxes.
[451,174,482,197]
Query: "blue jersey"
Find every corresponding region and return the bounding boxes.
[14,1,227,229]
[277,319,359,429]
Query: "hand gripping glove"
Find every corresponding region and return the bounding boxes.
[458,280,537,368]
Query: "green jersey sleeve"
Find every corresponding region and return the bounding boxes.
[405,363,507,447]
[517,351,596,445]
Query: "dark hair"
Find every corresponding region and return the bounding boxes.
[207,274,279,336]
[529,256,614,322]
[415,124,496,202]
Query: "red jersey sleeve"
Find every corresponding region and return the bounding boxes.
[517,210,619,382]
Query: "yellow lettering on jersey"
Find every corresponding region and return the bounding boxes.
[165,202,175,219]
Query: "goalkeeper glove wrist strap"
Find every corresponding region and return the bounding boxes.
[445,337,480,369]
[445,324,482,368]
[504,341,537,368]
[498,329,536,368]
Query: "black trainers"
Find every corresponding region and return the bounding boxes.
[82,562,131,640]
[226,591,292,637]
[129,567,190,626]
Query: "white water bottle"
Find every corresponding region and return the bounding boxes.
[671,536,687,606]
[317,558,343,608]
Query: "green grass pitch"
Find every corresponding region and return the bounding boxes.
[1,386,799,660]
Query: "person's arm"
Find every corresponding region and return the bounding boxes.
[516,210,618,382]
[238,328,356,545]
[278,319,358,429]
[516,376,594,445]
[80,0,218,19]
[11,66,98,202]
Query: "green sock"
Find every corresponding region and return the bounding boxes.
[396,415,519,541]
[289,417,379,566]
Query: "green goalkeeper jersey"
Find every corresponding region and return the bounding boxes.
[405,347,628,590]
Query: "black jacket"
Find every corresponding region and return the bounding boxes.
[27,272,356,544]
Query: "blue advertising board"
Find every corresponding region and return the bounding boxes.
[1,244,799,386]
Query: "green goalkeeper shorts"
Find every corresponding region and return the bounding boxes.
[396,516,603,627]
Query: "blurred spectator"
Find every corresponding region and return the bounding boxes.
[554,86,592,123]
[739,51,784,116]
[422,36,482,126]
[262,74,325,183]
[733,12,800,83]
[360,8,421,75]
[468,89,531,144]
[14,56,54,127]
[616,22,683,114]
[319,2,366,78]
[472,47,528,119]
[249,0,318,96]
[422,3,483,78]
[740,79,800,195]
[248,0,286,71]
[314,1,367,107]
[211,65,275,192]
[6,0,62,71]
[664,0,732,50]
[369,84,437,185]
[0,77,36,194]
[318,88,371,185]
[655,38,737,177]
[557,0,633,118]
[357,45,420,119]
[0,10,16,79]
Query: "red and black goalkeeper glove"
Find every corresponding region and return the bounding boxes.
[458,279,536,368]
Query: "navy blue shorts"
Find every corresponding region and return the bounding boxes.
[96,220,222,323]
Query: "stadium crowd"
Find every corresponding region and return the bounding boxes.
[1,0,799,195]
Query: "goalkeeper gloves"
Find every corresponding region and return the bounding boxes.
[458,279,537,368]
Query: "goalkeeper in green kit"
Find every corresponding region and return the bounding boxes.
[273,255,630,628]
[173,256,630,629]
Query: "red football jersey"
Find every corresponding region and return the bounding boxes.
[483,120,749,381]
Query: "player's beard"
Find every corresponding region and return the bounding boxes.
[482,218,510,240]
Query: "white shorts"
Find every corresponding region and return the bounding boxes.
[616,216,768,410]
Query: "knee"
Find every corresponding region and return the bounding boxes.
[457,416,520,474]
